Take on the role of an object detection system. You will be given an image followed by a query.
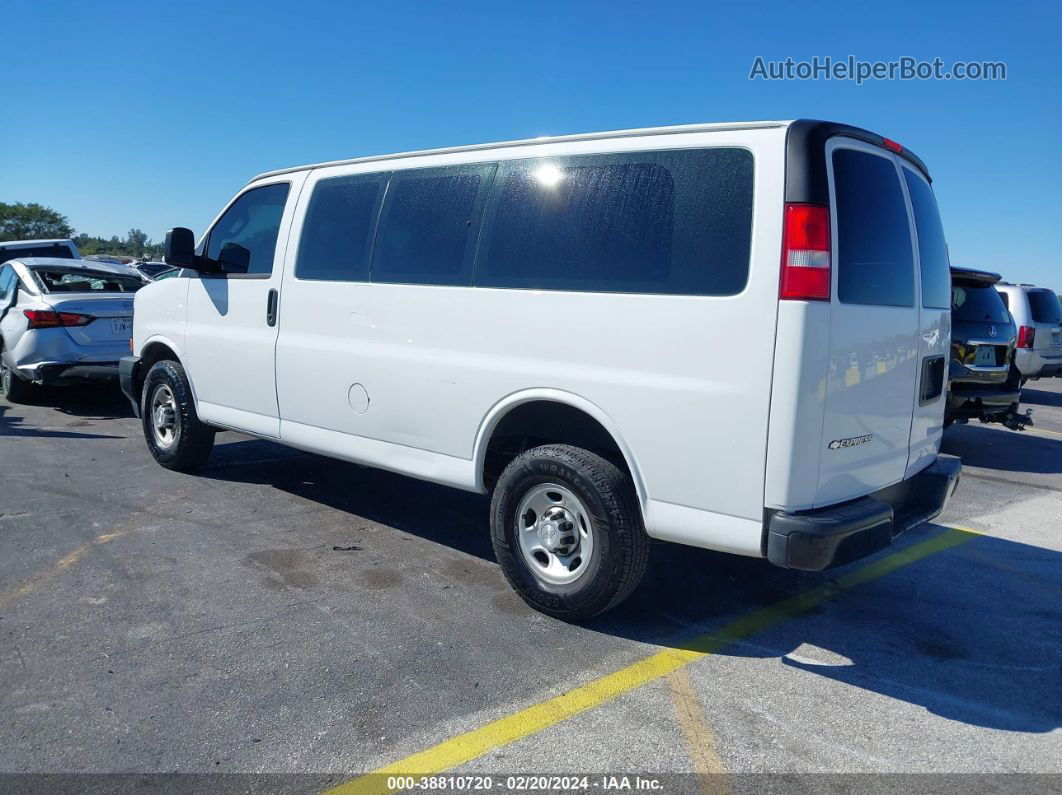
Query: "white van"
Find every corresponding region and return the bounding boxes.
[121,120,961,619]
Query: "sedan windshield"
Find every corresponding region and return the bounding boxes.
[32,268,144,293]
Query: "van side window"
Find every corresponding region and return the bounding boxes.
[296,174,388,281]
[476,149,753,295]
[833,149,914,307]
[998,291,1009,310]
[206,183,290,275]
[903,170,951,309]
[371,164,496,286]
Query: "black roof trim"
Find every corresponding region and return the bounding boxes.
[784,119,932,205]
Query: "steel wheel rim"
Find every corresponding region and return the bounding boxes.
[515,483,595,586]
[150,384,179,449]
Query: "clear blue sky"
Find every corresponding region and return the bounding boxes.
[2,0,1059,287]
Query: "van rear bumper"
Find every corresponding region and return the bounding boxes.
[765,455,962,571]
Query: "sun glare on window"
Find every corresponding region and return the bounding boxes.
[532,164,564,188]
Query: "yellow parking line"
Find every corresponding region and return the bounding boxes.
[1028,427,1062,440]
[328,526,977,795]
[0,528,134,610]
[666,667,728,792]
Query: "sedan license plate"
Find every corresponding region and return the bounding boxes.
[974,346,996,366]
[111,318,132,335]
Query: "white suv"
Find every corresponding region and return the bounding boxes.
[121,120,961,619]
[995,283,1062,382]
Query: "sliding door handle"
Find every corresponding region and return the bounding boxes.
[266,288,278,327]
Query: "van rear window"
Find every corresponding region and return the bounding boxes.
[833,148,914,307]
[903,170,951,309]
[1029,291,1062,324]
[476,149,753,296]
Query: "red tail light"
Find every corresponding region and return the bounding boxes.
[882,137,903,153]
[1017,326,1036,349]
[23,309,94,329]
[780,203,831,301]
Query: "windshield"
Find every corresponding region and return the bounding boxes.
[952,283,1010,323]
[138,262,176,278]
[0,244,75,265]
[33,268,144,293]
[1028,290,1062,324]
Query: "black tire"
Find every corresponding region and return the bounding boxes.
[490,444,649,621]
[1,361,35,404]
[141,359,215,471]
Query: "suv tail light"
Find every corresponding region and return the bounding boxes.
[1017,325,1036,349]
[23,309,94,329]
[780,203,831,301]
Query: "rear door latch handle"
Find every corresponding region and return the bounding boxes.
[266,288,278,327]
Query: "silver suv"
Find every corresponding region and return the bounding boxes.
[995,283,1062,382]
[0,257,144,403]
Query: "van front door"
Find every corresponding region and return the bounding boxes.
[185,177,304,437]
[900,165,952,476]
[816,140,920,507]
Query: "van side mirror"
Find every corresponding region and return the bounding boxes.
[164,227,197,268]
[217,243,250,274]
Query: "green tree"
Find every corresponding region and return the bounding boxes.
[0,202,74,240]
[126,228,148,256]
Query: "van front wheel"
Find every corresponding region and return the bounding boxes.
[141,360,215,471]
[490,444,649,621]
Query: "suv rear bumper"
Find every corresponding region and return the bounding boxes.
[946,384,1020,418]
[1015,348,1062,378]
[766,455,961,571]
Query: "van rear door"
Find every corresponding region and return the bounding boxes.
[815,140,921,507]
[901,165,952,477]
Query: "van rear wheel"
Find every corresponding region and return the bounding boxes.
[141,360,215,471]
[490,444,649,621]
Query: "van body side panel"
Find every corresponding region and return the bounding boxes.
[132,277,190,366]
[763,301,830,511]
[274,129,786,553]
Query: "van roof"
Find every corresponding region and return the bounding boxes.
[249,119,932,191]
[249,120,791,182]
